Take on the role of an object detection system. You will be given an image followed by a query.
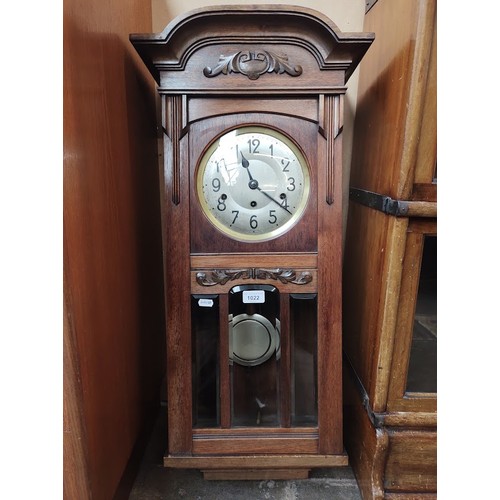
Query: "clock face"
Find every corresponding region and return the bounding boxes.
[196,126,310,242]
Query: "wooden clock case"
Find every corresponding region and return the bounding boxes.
[131,5,374,479]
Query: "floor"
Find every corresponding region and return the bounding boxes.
[129,407,363,500]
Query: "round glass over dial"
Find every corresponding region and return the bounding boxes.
[196,126,310,242]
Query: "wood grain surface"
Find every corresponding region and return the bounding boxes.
[342,1,437,497]
[64,0,165,497]
[349,0,436,200]
[130,4,374,468]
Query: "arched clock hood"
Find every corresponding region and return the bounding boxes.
[130,5,374,87]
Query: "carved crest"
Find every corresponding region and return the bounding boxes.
[203,50,303,80]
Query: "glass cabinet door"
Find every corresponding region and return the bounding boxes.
[387,220,437,413]
[406,235,437,394]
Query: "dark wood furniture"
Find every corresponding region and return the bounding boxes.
[131,5,373,479]
[343,0,437,498]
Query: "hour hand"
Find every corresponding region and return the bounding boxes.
[240,152,254,180]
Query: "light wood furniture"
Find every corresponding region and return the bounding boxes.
[131,5,373,479]
[343,0,437,498]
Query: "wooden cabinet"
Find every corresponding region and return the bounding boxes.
[342,0,436,498]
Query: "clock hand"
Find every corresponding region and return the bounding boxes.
[241,153,292,214]
[256,187,292,215]
[240,152,255,182]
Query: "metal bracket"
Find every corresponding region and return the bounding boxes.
[365,0,379,14]
[349,188,409,217]
[343,352,384,428]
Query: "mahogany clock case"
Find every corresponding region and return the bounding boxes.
[130,5,374,475]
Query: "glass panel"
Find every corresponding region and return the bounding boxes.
[290,294,318,426]
[231,355,279,426]
[229,285,280,427]
[406,236,437,393]
[191,295,219,427]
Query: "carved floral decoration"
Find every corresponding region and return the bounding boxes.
[196,268,312,286]
[203,50,303,80]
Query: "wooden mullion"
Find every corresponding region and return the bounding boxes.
[219,294,231,428]
[279,293,291,428]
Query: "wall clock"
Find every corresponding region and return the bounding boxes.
[131,5,374,479]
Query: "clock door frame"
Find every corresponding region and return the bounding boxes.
[162,93,345,461]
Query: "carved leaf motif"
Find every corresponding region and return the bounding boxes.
[196,269,252,286]
[196,268,312,286]
[203,50,303,80]
[254,268,313,285]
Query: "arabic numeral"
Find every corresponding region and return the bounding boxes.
[212,178,221,192]
[231,210,239,224]
[287,177,296,191]
[250,215,258,229]
[215,159,224,173]
[248,138,260,154]
[268,210,277,224]
[217,195,227,211]
[281,159,290,172]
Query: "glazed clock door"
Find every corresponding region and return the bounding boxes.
[190,112,321,452]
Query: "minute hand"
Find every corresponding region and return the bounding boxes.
[257,187,292,215]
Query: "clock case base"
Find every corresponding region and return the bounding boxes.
[164,453,349,480]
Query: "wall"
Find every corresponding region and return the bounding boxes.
[63,0,165,498]
[151,0,366,234]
